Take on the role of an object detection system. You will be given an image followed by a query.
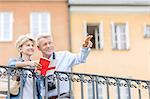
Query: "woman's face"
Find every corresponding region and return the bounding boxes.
[19,40,35,56]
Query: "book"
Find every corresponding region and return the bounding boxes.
[37,57,56,76]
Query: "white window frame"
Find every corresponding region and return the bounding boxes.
[83,21,104,49]
[144,24,150,38]
[111,22,130,50]
[0,12,13,42]
[30,12,51,37]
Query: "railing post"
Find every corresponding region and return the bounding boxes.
[20,70,24,99]
[95,76,99,99]
[91,76,95,99]
[127,80,131,99]
[116,79,121,99]
[7,69,10,99]
[147,81,150,99]
[137,81,142,99]
[106,77,110,99]
[56,73,60,99]
[32,72,36,99]
[80,75,84,99]
[69,74,73,99]
[45,76,48,99]
[138,89,142,99]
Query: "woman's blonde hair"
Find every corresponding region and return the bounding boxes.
[15,34,35,50]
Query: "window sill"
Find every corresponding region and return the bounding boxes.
[0,40,13,43]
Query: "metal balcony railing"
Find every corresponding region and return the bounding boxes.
[0,65,150,99]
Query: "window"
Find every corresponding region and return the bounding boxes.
[84,22,104,49]
[0,12,13,41]
[30,12,51,37]
[144,24,150,38]
[112,22,130,50]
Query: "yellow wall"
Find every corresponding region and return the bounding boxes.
[71,13,150,80]
[70,12,150,99]
[0,1,69,65]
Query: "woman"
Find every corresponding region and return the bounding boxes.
[7,34,41,99]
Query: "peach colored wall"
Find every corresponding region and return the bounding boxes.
[71,13,150,80]
[71,12,150,99]
[0,1,68,65]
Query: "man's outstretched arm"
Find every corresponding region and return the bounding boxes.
[65,35,93,67]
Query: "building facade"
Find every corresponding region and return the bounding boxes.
[69,0,150,98]
[0,0,69,65]
[0,0,150,98]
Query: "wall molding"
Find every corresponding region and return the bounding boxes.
[70,6,150,13]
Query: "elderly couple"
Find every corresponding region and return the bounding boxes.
[8,33,93,99]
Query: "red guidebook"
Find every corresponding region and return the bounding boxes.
[38,57,56,76]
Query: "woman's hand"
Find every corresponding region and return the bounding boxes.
[34,62,42,70]
[27,61,41,70]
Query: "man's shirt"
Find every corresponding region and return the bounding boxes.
[41,47,91,97]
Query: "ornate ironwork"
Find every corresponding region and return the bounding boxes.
[0,65,150,99]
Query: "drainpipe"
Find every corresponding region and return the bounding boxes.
[67,0,72,52]
[67,1,74,97]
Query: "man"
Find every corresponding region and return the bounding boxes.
[36,33,93,99]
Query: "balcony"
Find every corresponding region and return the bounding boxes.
[0,65,150,99]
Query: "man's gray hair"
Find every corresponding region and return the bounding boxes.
[36,33,53,45]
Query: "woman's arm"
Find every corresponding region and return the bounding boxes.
[15,61,35,67]
[8,59,40,68]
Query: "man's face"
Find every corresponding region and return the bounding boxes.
[38,37,54,56]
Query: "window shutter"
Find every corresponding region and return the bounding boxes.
[0,12,13,41]
[144,24,150,38]
[111,22,117,49]
[116,24,121,50]
[3,12,13,41]
[95,27,99,49]
[99,21,104,49]
[83,21,88,36]
[30,12,51,37]
[144,23,147,37]
[0,13,3,40]
[125,22,130,50]
[41,13,50,34]
[30,13,40,37]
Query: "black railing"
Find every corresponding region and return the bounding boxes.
[0,65,150,99]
